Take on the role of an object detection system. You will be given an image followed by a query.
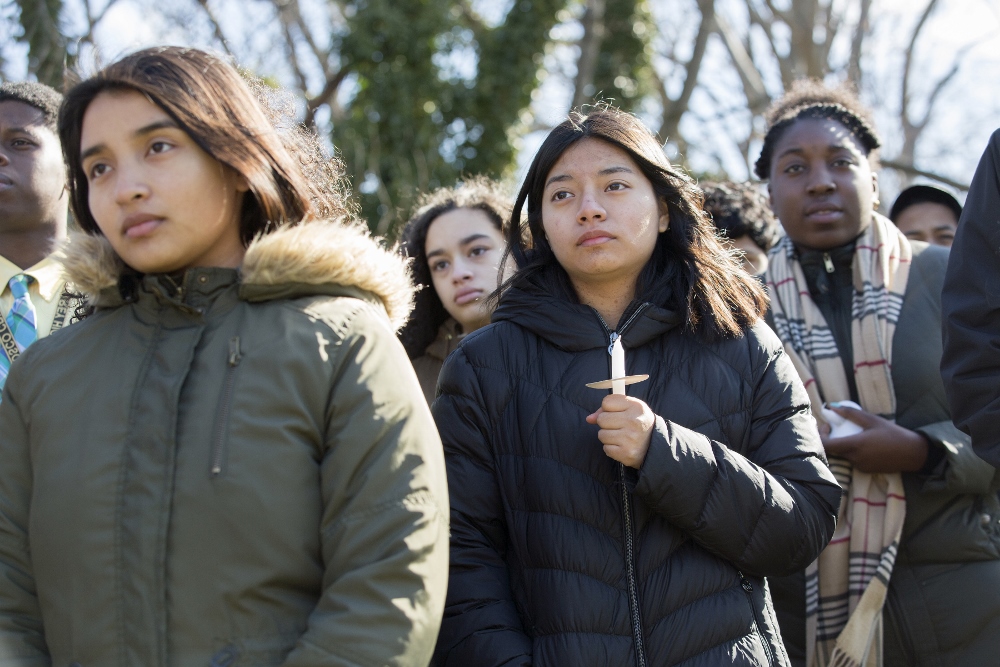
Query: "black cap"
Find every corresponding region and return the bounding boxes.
[889,185,962,223]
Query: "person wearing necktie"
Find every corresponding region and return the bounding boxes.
[0,82,71,393]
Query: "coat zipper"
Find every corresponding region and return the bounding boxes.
[739,571,776,667]
[594,304,649,667]
[823,252,835,273]
[620,463,647,667]
[593,303,649,350]
[163,273,185,300]
[210,336,242,477]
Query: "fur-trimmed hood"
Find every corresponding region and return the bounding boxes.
[57,220,415,329]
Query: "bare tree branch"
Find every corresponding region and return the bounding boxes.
[304,66,349,128]
[880,159,969,191]
[847,0,872,86]
[746,0,794,88]
[658,0,713,141]
[762,0,791,26]
[919,60,961,127]
[894,0,962,188]
[900,0,939,130]
[275,0,328,77]
[817,0,838,71]
[916,38,984,128]
[194,0,234,56]
[571,0,606,109]
[86,0,122,36]
[278,13,311,97]
[714,10,769,114]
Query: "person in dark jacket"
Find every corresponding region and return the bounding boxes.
[758,80,1000,667]
[888,184,961,248]
[0,47,449,666]
[399,176,514,404]
[431,106,842,667]
[941,129,1000,467]
[701,180,781,276]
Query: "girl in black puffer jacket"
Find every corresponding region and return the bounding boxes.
[431,107,843,667]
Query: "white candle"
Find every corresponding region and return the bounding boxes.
[611,335,626,395]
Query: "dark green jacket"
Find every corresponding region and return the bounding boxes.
[769,240,1000,667]
[0,222,450,667]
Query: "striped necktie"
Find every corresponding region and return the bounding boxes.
[0,274,38,391]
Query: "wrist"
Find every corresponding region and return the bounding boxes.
[903,430,930,473]
[917,433,945,475]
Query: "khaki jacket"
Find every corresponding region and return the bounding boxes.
[0,221,449,666]
[411,318,463,404]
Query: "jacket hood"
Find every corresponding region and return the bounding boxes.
[57,220,415,330]
[493,272,682,352]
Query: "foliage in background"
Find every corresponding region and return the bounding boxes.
[13,0,66,88]
[334,0,454,234]
[588,0,653,112]
[338,0,566,235]
[3,0,995,235]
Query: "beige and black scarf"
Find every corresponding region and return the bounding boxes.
[767,213,911,667]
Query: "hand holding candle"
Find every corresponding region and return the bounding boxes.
[586,394,655,469]
[585,334,655,468]
[583,334,649,391]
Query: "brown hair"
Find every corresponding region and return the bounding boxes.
[502,106,767,340]
[58,46,348,245]
[397,175,514,358]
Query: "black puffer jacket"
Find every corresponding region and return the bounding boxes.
[942,128,1000,466]
[432,280,842,667]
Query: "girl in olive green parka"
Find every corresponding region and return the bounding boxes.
[0,47,449,667]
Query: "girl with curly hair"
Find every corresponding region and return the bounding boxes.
[760,80,1000,667]
[398,176,514,403]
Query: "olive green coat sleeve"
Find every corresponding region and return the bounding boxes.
[281,302,450,667]
[0,359,50,666]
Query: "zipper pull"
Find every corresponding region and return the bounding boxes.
[739,571,753,592]
[228,336,242,366]
[823,252,835,273]
[607,331,620,356]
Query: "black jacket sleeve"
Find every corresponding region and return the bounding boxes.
[431,347,533,667]
[633,322,843,578]
[941,128,1000,467]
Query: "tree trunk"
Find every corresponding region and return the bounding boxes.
[572,0,606,109]
[15,0,65,89]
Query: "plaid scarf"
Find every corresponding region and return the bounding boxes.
[767,213,911,667]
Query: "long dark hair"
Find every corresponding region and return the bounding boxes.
[397,176,513,359]
[59,46,349,246]
[500,107,767,340]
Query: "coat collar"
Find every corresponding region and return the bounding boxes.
[0,254,65,302]
[424,318,464,362]
[492,275,682,352]
[56,219,415,330]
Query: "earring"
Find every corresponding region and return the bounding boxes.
[873,198,881,210]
